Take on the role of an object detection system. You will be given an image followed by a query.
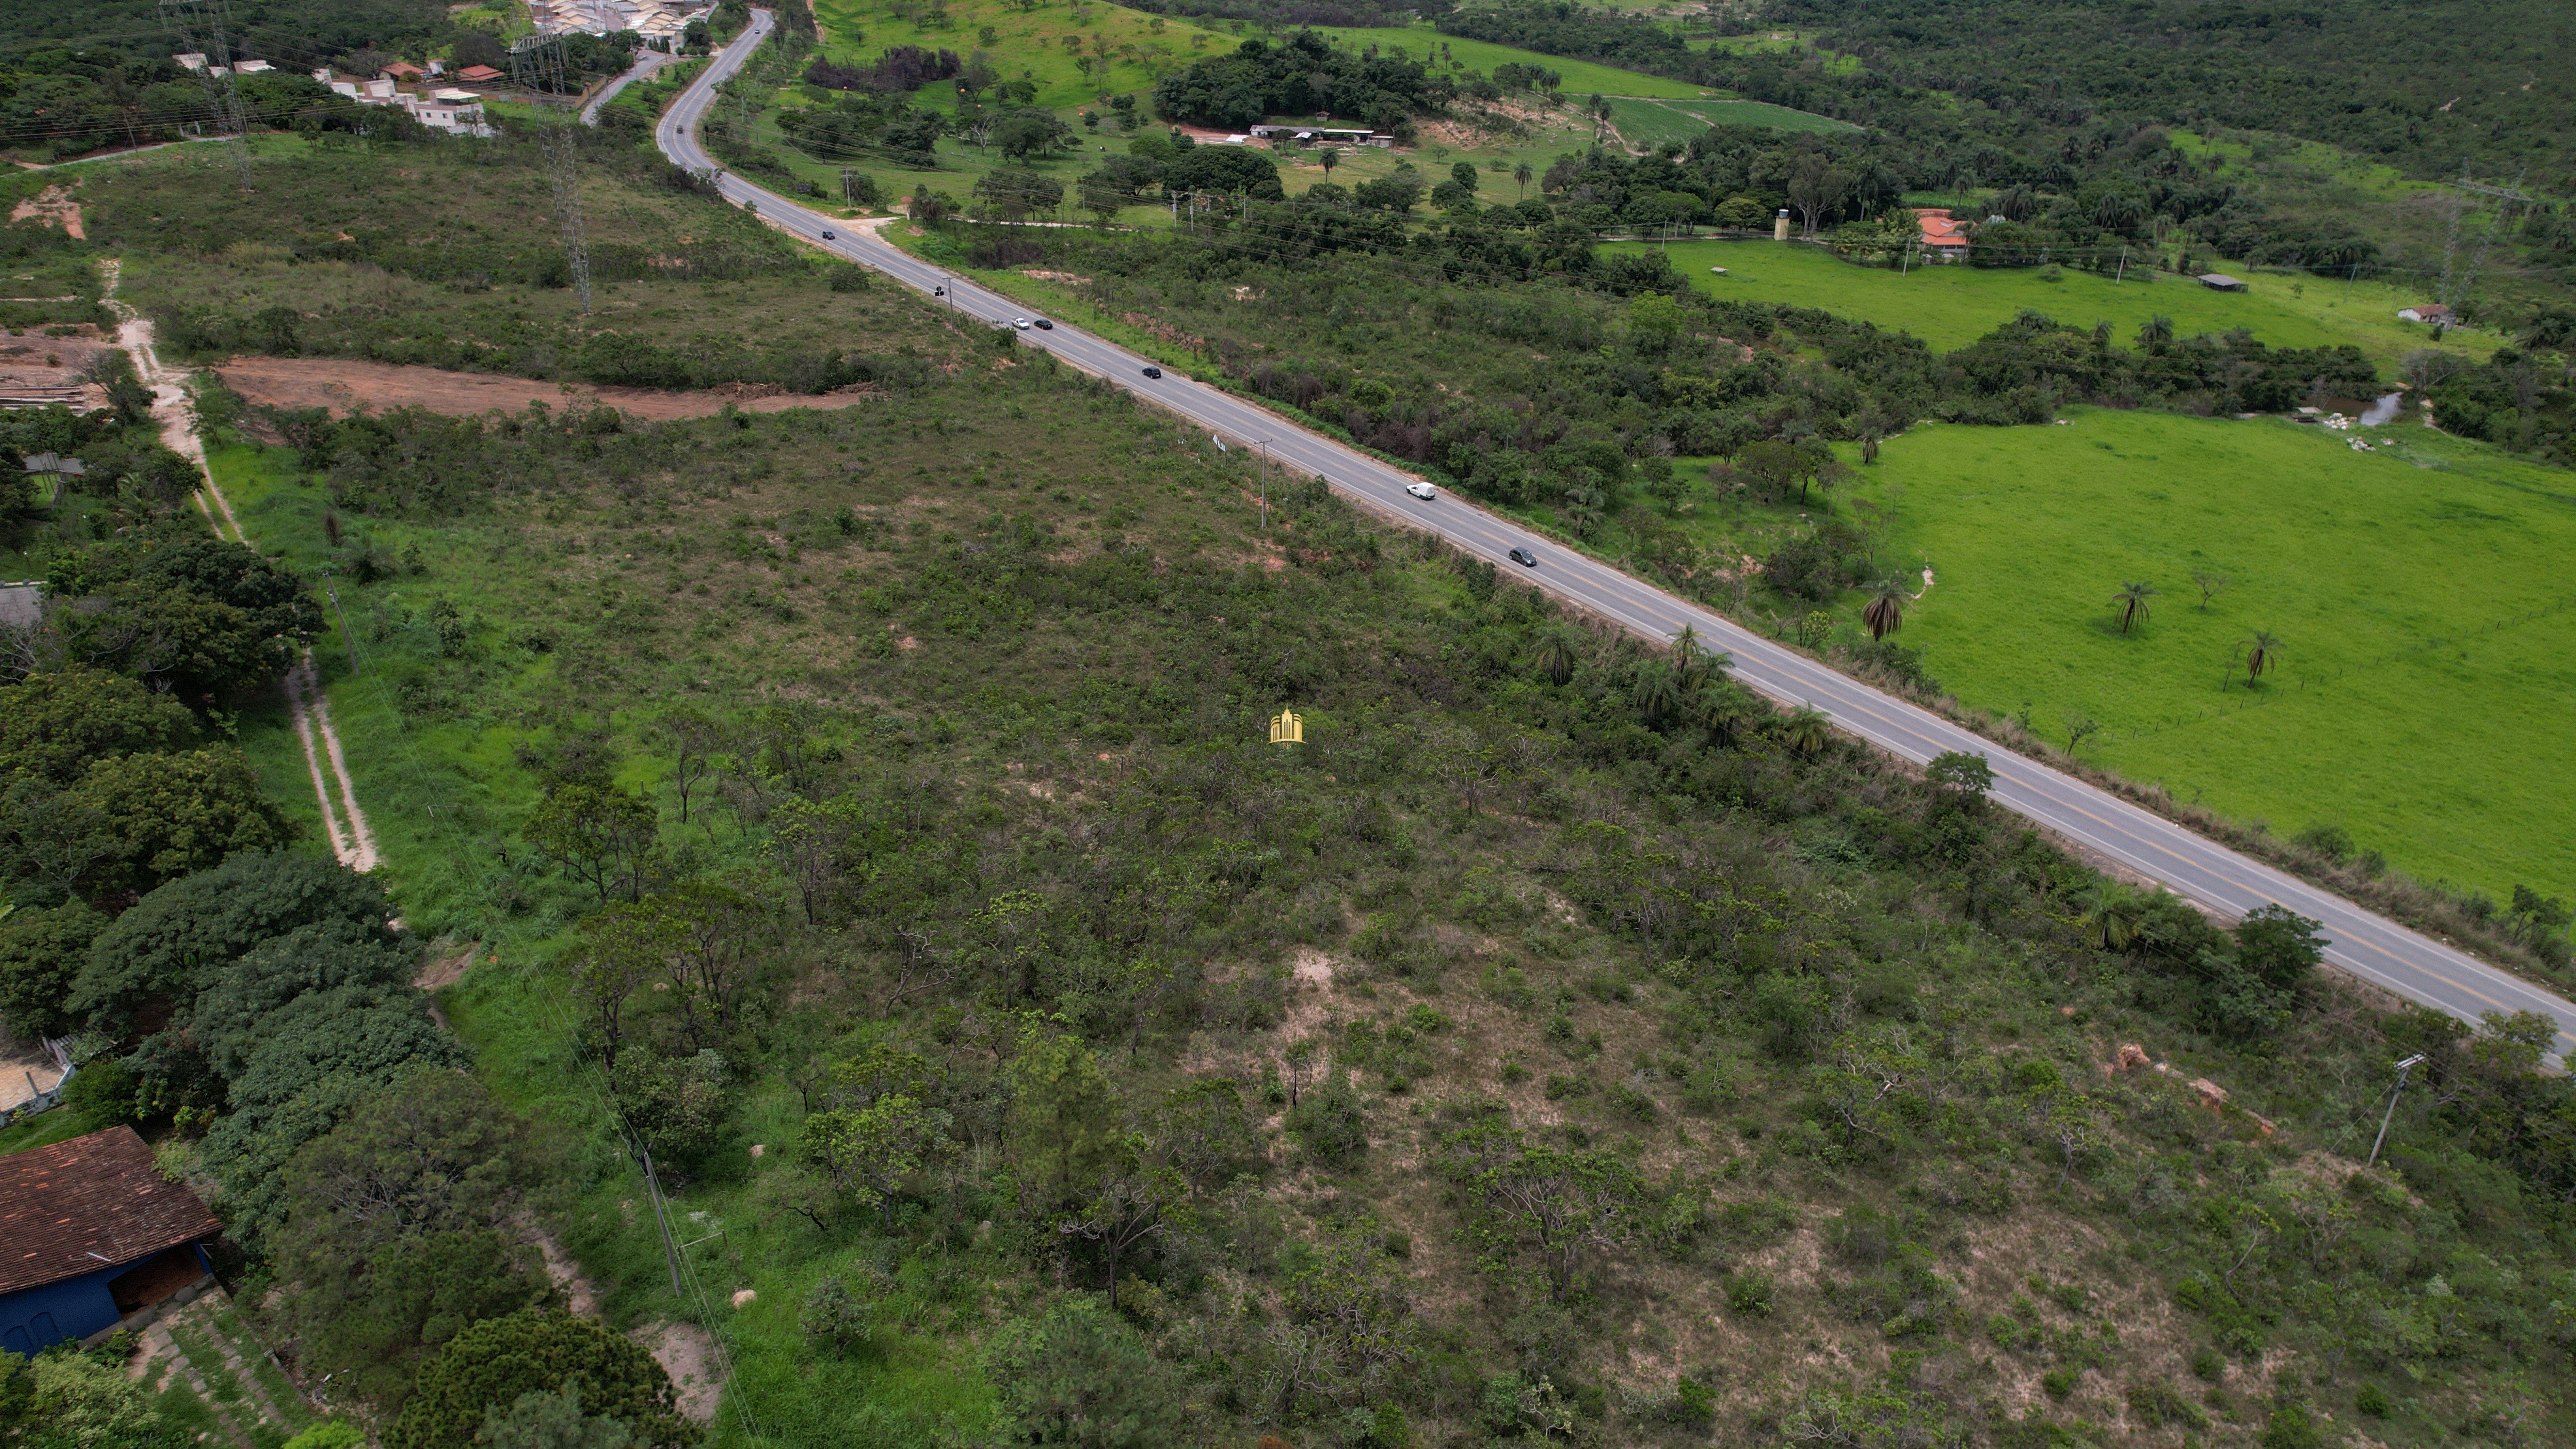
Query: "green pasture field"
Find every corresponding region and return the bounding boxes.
[809,0,1232,114]
[1605,94,1856,145]
[1620,236,2499,367]
[1305,23,1711,99]
[1856,407,2576,902]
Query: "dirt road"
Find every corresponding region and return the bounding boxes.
[214,356,885,422]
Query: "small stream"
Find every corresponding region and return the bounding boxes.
[2359,391,2405,426]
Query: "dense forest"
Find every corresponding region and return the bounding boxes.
[1409,1,2576,315]
[1772,0,2574,192]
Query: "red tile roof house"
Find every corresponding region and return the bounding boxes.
[455,64,505,86]
[1914,208,1972,262]
[0,1126,220,1354]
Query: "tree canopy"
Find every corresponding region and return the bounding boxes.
[386,1310,698,1449]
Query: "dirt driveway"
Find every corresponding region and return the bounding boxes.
[214,356,885,422]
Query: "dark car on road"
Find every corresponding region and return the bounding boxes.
[1141,366,1162,379]
[1509,547,1538,567]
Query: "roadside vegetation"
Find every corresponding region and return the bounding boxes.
[4,10,2575,1449]
[119,300,2576,1447]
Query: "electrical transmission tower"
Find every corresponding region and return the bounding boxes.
[512,35,594,314]
[2437,164,2535,316]
[158,0,252,188]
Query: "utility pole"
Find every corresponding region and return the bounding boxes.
[322,573,357,676]
[1255,437,1276,529]
[2367,1053,2429,1167]
[638,1144,686,1296]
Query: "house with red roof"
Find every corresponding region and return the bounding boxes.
[1915,208,1971,263]
[455,64,505,86]
[0,1126,220,1353]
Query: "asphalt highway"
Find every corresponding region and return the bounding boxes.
[663,11,2576,1060]
[580,48,672,127]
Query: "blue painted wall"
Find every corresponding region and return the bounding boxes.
[0,1266,119,1354]
[0,1243,209,1353]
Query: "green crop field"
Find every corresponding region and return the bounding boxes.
[1621,236,2499,367]
[1307,24,1713,99]
[1855,408,2576,902]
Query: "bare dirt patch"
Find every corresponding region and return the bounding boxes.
[0,326,112,408]
[635,1320,724,1424]
[10,185,83,239]
[213,356,888,422]
[414,943,479,993]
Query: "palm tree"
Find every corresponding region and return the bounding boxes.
[1318,149,1339,181]
[2110,580,2160,634]
[1695,682,1759,747]
[1514,161,1533,200]
[2243,629,2280,686]
[1672,624,1725,689]
[2075,878,2144,953]
[1532,631,1577,687]
[1862,579,1907,641]
[1779,704,1833,758]
[1632,663,1683,724]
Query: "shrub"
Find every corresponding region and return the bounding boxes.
[1287,1081,1368,1167]
[385,1309,696,1449]
[1725,1272,1775,1316]
[2354,1383,2389,1417]
[801,1275,874,1356]
[983,1298,1186,1449]
[2124,1380,2206,1430]
[2258,1402,2321,1449]
[1661,1375,1716,1431]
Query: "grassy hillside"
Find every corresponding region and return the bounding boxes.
[1605,94,1855,144]
[16,120,2576,1449]
[1622,237,2496,368]
[201,311,2576,1449]
[810,0,1233,114]
[1305,24,1711,100]
[1859,407,2576,906]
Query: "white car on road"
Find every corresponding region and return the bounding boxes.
[1404,482,1437,501]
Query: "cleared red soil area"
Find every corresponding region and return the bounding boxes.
[213,356,884,421]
